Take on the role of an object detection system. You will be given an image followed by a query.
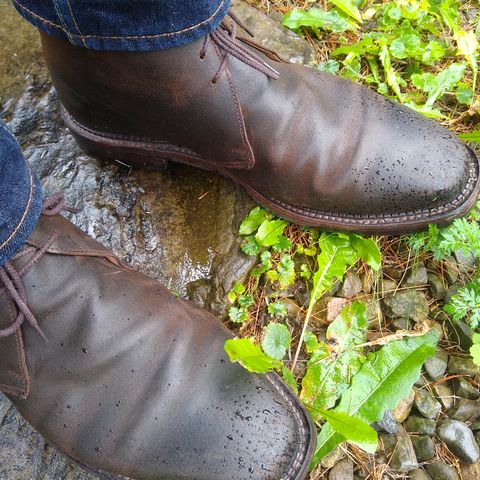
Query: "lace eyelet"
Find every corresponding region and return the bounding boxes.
[199,53,206,60]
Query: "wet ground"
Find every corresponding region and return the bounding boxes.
[0,2,315,477]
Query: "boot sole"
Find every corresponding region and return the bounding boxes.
[62,106,480,234]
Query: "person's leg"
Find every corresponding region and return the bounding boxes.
[0,121,42,267]
[12,0,230,51]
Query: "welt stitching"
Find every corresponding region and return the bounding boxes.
[13,0,226,41]
[0,130,34,251]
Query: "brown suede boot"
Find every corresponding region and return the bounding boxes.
[39,16,479,234]
[0,195,315,480]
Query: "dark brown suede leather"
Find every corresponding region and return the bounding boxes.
[0,210,315,480]
[40,18,480,233]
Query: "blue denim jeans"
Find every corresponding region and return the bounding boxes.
[0,121,43,267]
[12,0,231,51]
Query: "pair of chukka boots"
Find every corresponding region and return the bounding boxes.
[1,9,479,480]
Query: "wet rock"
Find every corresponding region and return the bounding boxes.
[454,249,476,274]
[231,0,317,66]
[321,446,346,469]
[380,433,397,454]
[437,418,480,464]
[470,420,480,431]
[424,350,448,380]
[380,278,398,295]
[425,462,459,480]
[461,461,480,480]
[381,290,429,323]
[428,273,447,299]
[383,267,403,280]
[404,263,428,286]
[377,410,399,434]
[444,282,461,304]
[411,435,435,462]
[447,398,480,422]
[454,378,480,400]
[389,428,419,471]
[433,383,454,410]
[443,257,459,285]
[364,298,383,326]
[414,388,442,418]
[312,296,350,325]
[393,390,415,423]
[444,319,474,351]
[361,273,374,294]
[409,469,432,480]
[404,416,436,435]
[392,317,412,330]
[448,356,480,376]
[337,271,363,298]
[329,458,354,480]
[0,393,12,424]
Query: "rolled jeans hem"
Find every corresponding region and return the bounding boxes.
[12,0,231,51]
[0,124,42,267]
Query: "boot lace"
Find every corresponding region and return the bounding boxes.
[0,193,77,341]
[200,12,280,84]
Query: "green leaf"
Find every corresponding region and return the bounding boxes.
[444,278,480,329]
[459,130,480,143]
[329,0,362,23]
[225,338,282,373]
[261,323,292,360]
[228,306,248,324]
[282,7,358,34]
[282,366,299,394]
[456,84,474,105]
[311,331,438,467]
[277,254,296,288]
[352,237,381,270]
[455,30,478,90]
[272,235,292,252]
[304,331,320,353]
[255,219,288,247]
[237,294,254,309]
[471,334,480,366]
[379,45,404,101]
[241,236,260,256]
[239,207,271,235]
[318,59,340,74]
[301,303,368,414]
[251,251,273,277]
[315,409,378,447]
[267,301,288,318]
[422,40,446,64]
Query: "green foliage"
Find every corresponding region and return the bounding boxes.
[409,218,480,260]
[460,130,480,143]
[282,0,479,117]
[301,303,368,416]
[471,333,480,366]
[311,331,438,467]
[444,278,480,329]
[261,323,292,360]
[314,409,378,447]
[267,300,288,318]
[224,338,283,373]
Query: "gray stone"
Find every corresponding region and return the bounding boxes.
[392,317,412,330]
[425,462,459,480]
[409,469,432,480]
[377,410,399,434]
[389,430,419,471]
[329,459,354,480]
[454,378,480,400]
[337,271,363,298]
[321,446,346,469]
[424,350,448,380]
[312,296,350,325]
[404,416,436,435]
[380,433,398,454]
[443,257,460,285]
[428,272,447,299]
[231,0,317,66]
[448,356,480,376]
[470,420,480,431]
[437,418,480,464]
[445,319,474,351]
[381,290,429,323]
[404,263,428,286]
[447,398,480,422]
[433,383,454,410]
[380,278,398,295]
[461,461,480,480]
[0,393,12,424]
[444,282,461,303]
[411,435,435,462]
[383,267,403,280]
[454,249,476,274]
[414,388,442,418]
[393,390,415,423]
